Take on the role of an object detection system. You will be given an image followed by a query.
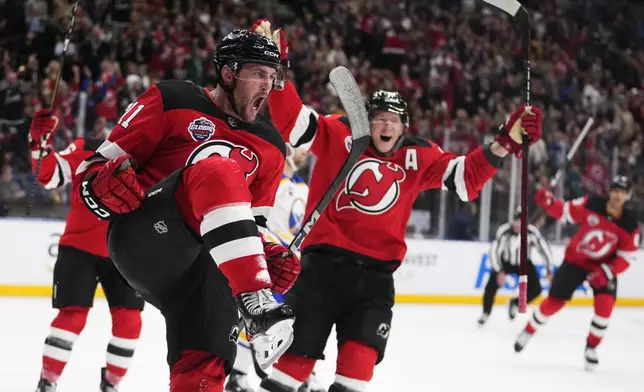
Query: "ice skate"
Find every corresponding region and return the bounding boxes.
[237,289,295,369]
[100,367,118,392]
[298,372,325,392]
[225,369,254,392]
[508,298,519,320]
[35,378,57,392]
[584,345,598,371]
[514,330,533,352]
[477,313,489,326]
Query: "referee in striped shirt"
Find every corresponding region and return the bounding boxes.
[478,208,553,325]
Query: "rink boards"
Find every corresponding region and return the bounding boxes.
[1,218,643,306]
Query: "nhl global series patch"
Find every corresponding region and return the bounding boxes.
[188,117,216,142]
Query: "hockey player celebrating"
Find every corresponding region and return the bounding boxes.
[226,146,324,392]
[29,111,144,392]
[250,20,544,392]
[76,30,300,391]
[514,176,639,371]
[478,207,553,326]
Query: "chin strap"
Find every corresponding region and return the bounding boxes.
[218,61,244,119]
[221,79,244,119]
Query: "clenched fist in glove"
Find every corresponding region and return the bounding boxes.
[264,242,300,294]
[250,19,289,67]
[80,155,145,219]
[495,105,543,158]
[534,188,555,207]
[29,109,59,159]
[588,264,616,291]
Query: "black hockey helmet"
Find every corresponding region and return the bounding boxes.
[609,175,631,192]
[213,29,285,90]
[512,206,522,221]
[366,90,409,127]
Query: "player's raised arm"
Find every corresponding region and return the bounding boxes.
[421,105,543,201]
[76,85,170,219]
[534,190,588,225]
[29,110,72,189]
[250,20,350,158]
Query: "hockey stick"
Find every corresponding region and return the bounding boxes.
[288,66,371,254]
[528,117,594,223]
[249,66,371,379]
[481,0,530,313]
[550,117,594,188]
[26,0,80,215]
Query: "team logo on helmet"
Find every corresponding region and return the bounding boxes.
[186,140,260,180]
[336,158,406,215]
[187,117,216,142]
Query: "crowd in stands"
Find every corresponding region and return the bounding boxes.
[0,0,642,241]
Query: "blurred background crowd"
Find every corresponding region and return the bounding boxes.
[0,0,643,244]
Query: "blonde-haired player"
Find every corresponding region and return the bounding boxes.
[226,146,323,391]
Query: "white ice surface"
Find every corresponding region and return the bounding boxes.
[0,297,642,391]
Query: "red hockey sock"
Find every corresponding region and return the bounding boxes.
[105,308,142,385]
[170,350,226,392]
[42,306,90,382]
[525,297,565,334]
[273,353,316,385]
[334,340,378,390]
[587,294,615,348]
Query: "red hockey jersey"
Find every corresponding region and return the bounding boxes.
[77,80,286,235]
[541,195,639,274]
[269,82,502,261]
[33,137,108,257]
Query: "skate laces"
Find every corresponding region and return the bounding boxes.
[240,289,276,316]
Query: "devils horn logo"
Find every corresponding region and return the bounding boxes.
[336,159,406,215]
[576,229,618,259]
[186,140,260,179]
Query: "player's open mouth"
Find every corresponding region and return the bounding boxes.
[380,135,392,142]
[253,96,265,110]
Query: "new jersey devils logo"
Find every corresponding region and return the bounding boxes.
[186,140,259,179]
[576,229,618,259]
[336,159,406,215]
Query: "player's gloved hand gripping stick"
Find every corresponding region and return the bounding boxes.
[26,1,80,215]
[481,0,532,313]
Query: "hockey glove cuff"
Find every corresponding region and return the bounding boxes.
[494,105,543,158]
[29,109,60,159]
[534,188,555,207]
[588,264,615,290]
[80,155,144,219]
[250,19,289,67]
[264,242,300,294]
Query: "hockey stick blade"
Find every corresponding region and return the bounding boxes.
[289,66,371,253]
[481,0,521,16]
[329,66,371,140]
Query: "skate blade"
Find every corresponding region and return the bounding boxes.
[585,362,597,372]
[251,319,294,370]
